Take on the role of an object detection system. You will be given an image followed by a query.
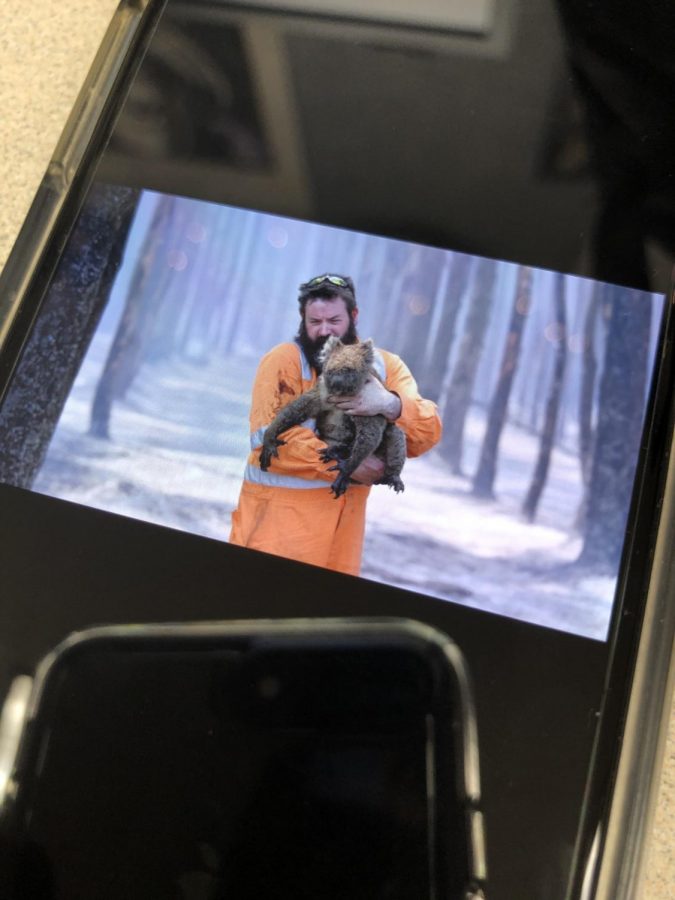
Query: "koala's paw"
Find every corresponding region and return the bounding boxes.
[378,474,405,493]
[319,446,338,464]
[259,438,285,471]
[320,444,350,465]
[330,473,351,498]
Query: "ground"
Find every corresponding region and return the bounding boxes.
[34,337,615,640]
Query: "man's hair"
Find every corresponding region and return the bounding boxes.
[298,274,357,315]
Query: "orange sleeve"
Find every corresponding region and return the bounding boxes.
[382,351,442,458]
[249,344,333,482]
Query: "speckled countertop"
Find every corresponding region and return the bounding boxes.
[0,2,673,896]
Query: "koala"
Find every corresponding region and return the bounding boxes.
[259,336,406,498]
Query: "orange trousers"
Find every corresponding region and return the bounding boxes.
[229,482,370,576]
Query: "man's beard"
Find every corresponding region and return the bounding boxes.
[295,318,359,373]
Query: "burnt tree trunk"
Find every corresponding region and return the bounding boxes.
[439,257,498,474]
[522,273,568,522]
[398,247,445,383]
[207,210,249,355]
[574,282,603,530]
[89,195,174,438]
[0,184,139,487]
[527,340,549,432]
[115,198,182,394]
[577,286,652,571]
[381,245,426,354]
[472,265,533,499]
[178,206,231,359]
[145,203,196,363]
[418,252,473,402]
[219,214,258,355]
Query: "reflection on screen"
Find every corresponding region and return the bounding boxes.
[1,184,664,640]
[22,647,432,900]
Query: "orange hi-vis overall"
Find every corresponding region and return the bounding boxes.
[229,341,441,576]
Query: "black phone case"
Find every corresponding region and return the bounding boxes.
[1,3,674,898]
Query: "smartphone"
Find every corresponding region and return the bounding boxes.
[0,2,674,899]
[0,619,484,900]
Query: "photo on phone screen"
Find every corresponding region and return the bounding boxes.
[0,185,664,641]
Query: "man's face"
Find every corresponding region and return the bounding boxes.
[303,297,354,341]
[297,295,359,372]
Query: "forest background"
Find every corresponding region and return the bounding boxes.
[0,186,663,640]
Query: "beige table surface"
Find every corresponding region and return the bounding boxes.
[1,1,673,896]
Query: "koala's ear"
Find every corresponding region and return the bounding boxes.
[319,334,341,363]
[361,338,375,365]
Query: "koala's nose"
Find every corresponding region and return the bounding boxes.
[327,371,351,394]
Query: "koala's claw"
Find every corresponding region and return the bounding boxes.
[328,458,352,497]
[330,473,351,498]
[259,438,285,471]
[320,445,350,466]
[328,461,351,474]
[377,474,405,493]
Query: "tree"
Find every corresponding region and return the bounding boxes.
[526,340,550,433]
[0,184,139,486]
[438,257,497,474]
[472,265,533,499]
[522,273,568,522]
[175,204,232,360]
[374,242,420,353]
[418,252,473,402]
[577,286,652,571]
[574,282,603,529]
[396,246,445,377]
[116,197,185,398]
[89,195,176,438]
[216,212,259,356]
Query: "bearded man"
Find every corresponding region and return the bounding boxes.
[229,274,441,576]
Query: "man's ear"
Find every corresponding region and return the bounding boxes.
[351,307,359,324]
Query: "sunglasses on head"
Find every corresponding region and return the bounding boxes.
[305,274,351,290]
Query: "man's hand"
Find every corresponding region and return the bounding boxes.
[351,454,386,485]
[329,376,402,421]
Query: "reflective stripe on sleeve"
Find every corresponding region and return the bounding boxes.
[243,463,327,490]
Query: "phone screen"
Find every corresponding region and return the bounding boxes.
[5,186,664,645]
[12,637,457,900]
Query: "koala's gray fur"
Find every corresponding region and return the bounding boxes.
[259,336,406,498]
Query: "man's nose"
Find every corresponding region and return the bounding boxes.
[318,322,332,335]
